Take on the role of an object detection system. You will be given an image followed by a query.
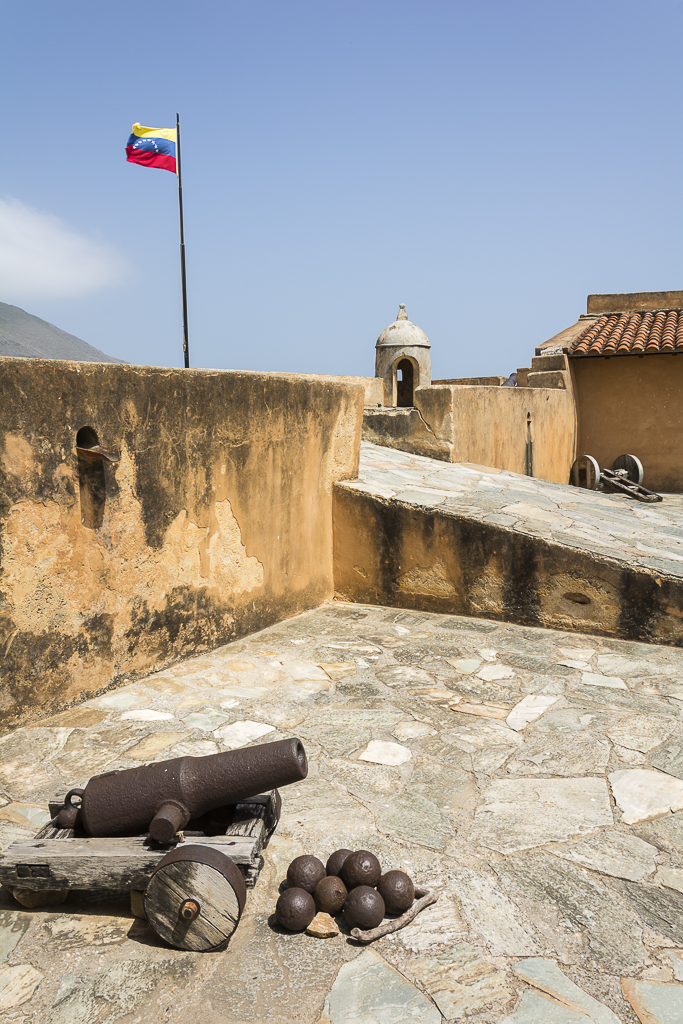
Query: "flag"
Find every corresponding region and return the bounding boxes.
[125,123,177,173]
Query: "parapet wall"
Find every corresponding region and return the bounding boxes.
[362,384,576,484]
[0,358,363,727]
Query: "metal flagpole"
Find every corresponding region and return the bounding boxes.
[176,112,190,368]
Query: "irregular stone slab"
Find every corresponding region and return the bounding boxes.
[88,689,149,709]
[0,759,57,800]
[507,695,560,731]
[409,941,511,1020]
[558,647,596,661]
[183,708,235,731]
[453,700,510,720]
[654,867,683,894]
[319,662,356,680]
[609,769,683,825]
[597,655,658,677]
[0,964,43,1011]
[376,793,454,849]
[606,716,676,753]
[622,978,683,1024]
[399,898,468,953]
[120,708,174,721]
[122,731,186,760]
[322,948,441,1024]
[279,777,375,848]
[505,733,610,777]
[299,709,402,758]
[443,716,523,753]
[162,738,219,758]
[609,878,683,945]
[40,915,133,948]
[376,665,435,686]
[0,911,30,964]
[446,657,482,674]
[448,864,540,956]
[580,673,627,690]
[320,759,402,804]
[492,851,647,972]
[502,989,594,1023]
[636,812,683,857]
[665,950,683,981]
[46,957,197,1024]
[565,687,678,716]
[552,831,657,881]
[470,777,612,853]
[650,739,683,781]
[408,686,458,703]
[0,802,50,829]
[409,759,477,811]
[214,720,275,749]
[477,664,516,681]
[358,740,411,766]
[392,720,435,740]
[559,660,591,669]
[280,660,331,681]
[513,957,620,1024]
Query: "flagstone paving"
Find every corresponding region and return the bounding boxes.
[1,602,683,1021]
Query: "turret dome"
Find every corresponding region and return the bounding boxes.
[376,304,430,349]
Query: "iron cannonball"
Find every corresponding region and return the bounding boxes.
[341,849,381,890]
[287,854,326,894]
[342,886,385,930]
[326,848,353,877]
[377,870,415,915]
[276,888,316,931]
[314,875,347,915]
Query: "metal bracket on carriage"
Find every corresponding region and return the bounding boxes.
[570,453,663,503]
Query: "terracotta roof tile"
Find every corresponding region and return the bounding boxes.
[571,310,683,357]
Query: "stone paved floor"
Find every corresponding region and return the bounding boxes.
[1,603,683,1022]
[353,442,683,579]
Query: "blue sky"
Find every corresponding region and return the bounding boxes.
[2,0,682,377]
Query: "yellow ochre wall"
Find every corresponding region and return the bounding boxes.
[0,358,363,728]
[571,354,683,493]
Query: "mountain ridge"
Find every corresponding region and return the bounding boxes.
[0,302,122,362]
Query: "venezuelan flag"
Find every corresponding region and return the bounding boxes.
[125,123,177,173]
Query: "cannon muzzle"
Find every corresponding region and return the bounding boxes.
[57,737,308,841]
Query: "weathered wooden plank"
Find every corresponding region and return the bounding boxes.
[0,835,258,891]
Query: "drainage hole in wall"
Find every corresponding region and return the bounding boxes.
[563,592,591,605]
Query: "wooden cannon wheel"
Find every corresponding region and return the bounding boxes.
[570,455,601,490]
[144,845,247,951]
[612,454,644,486]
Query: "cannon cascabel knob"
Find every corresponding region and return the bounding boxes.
[343,886,385,930]
[377,870,415,915]
[276,888,316,932]
[287,855,326,894]
[341,850,381,890]
[326,848,352,877]
[314,875,347,915]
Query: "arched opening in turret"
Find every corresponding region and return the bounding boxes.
[396,359,415,407]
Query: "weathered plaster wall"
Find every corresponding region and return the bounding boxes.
[0,358,363,727]
[361,384,576,483]
[278,372,383,408]
[333,487,683,645]
[571,354,683,492]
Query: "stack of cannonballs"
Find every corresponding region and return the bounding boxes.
[275,848,415,933]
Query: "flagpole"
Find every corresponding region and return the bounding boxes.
[176,112,190,369]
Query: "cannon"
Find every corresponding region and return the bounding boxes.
[0,738,309,952]
[57,736,308,841]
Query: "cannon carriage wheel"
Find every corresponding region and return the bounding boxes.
[144,845,247,951]
[611,454,644,485]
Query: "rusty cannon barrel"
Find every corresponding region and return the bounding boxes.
[57,737,308,842]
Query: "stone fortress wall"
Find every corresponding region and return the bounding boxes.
[0,358,363,728]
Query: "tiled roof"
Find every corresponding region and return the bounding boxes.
[570,310,683,357]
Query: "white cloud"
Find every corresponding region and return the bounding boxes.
[0,197,127,301]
